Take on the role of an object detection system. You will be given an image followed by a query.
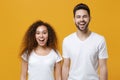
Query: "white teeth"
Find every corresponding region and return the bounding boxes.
[80,24,84,25]
[78,22,85,25]
[39,39,44,41]
[80,22,85,25]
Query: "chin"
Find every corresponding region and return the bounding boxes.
[38,43,46,47]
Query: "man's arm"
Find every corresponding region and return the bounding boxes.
[99,59,108,80]
[62,58,70,80]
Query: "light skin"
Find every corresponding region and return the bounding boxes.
[99,59,108,80]
[35,25,48,49]
[62,9,108,80]
[20,25,62,80]
[20,60,28,80]
[62,58,70,80]
[74,9,90,33]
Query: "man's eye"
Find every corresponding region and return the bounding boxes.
[76,16,80,18]
[83,15,88,18]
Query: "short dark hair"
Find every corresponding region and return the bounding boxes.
[73,3,90,17]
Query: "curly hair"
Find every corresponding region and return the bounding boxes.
[20,20,57,57]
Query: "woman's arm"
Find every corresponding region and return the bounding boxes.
[54,61,62,80]
[62,58,70,80]
[20,60,28,80]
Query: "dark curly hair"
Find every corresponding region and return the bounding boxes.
[20,20,57,57]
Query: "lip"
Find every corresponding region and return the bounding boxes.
[38,39,45,42]
[80,23,85,25]
[39,39,44,41]
[78,22,86,25]
[37,39,46,46]
[78,24,85,26]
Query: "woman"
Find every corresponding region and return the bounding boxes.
[20,20,62,80]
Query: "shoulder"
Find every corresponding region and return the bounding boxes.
[91,32,107,46]
[51,49,62,62]
[92,32,105,41]
[21,50,29,62]
[63,32,76,42]
[51,49,61,56]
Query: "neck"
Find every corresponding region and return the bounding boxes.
[35,45,48,51]
[76,29,91,41]
[34,46,51,56]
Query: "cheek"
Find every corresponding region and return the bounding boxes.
[85,18,90,22]
[45,34,48,40]
[74,20,78,24]
[35,34,39,39]
[86,19,89,22]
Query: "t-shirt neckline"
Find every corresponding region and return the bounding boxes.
[75,32,93,43]
[33,49,53,57]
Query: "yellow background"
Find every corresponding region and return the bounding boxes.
[0,0,120,80]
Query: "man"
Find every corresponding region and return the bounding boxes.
[62,3,108,80]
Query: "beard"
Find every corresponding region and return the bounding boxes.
[75,21,89,32]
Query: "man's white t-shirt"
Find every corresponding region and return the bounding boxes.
[21,49,62,80]
[62,32,108,80]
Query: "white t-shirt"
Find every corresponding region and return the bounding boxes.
[21,49,62,80]
[62,32,108,80]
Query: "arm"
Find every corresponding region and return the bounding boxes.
[99,59,108,80]
[20,60,28,80]
[54,61,62,80]
[62,58,70,80]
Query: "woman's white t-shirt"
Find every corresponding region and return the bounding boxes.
[21,49,62,80]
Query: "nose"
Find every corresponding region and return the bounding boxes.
[40,33,43,37]
[80,17,84,21]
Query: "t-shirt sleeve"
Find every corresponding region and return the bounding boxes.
[21,51,28,62]
[56,51,62,63]
[62,39,70,58]
[98,38,108,59]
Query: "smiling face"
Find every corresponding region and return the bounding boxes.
[35,25,48,47]
[74,9,90,32]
